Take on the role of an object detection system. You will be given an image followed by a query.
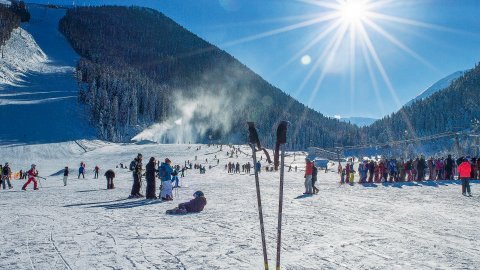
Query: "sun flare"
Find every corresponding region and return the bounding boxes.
[339,0,368,25]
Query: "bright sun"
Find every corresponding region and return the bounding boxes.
[339,0,368,25]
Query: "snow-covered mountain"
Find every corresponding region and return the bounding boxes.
[0,0,10,5]
[336,116,377,127]
[0,4,94,145]
[406,71,464,106]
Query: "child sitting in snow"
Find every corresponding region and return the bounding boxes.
[166,191,207,215]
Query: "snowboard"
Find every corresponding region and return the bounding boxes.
[166,208,188,215]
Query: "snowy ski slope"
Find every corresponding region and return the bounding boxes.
[0,5,94,145]
[0,142,479,269]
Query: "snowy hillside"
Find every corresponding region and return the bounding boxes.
[0,4,94,145]
[0,27,49,86]
[0,0,10,5]
[0,142,479,269]
[406,71,464,106]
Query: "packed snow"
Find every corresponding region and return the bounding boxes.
[0,5,94,145]
[0,142,479,269]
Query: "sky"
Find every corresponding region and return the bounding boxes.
[28,0,480,119]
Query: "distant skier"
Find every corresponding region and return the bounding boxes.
[256,161,261,173]
[304,158,313,194]
[458,158,472,196]
[166,191,207,215]
[2,163,13,189]
[63,166,69,186]
[312,163,319,194]
[145,157,158,199]
[22,164,39,191]
[104,169,115,189]
[159,158,174,201]
[78,164,85,179]
[129,153,144,198]
[94,165,100,179]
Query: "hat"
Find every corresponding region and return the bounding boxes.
[165,158,171,163]
[193,191,204,197]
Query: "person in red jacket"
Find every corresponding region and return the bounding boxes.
[304,158,313,194]
[458,158,472,196]
[22,164,39,191]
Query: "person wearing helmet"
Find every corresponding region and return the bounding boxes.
[22,164,39,191]
[166,191,207,215]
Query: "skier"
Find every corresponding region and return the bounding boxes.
[145,157,157,199]
[63,166,69,186]
[2,163,13,189]
[94,165,100,179]
[458,158,472,196]
[445,155,454,180]
[256,161,261,173]
[172,169,179,188]
[105,169,115,189]
[304,158,313,194]
[159,158,174,201]
[312,163,319,194]
[22,164,39,191]
[129,153,144,198]
[78,164,85,179]
[166,191,207,215]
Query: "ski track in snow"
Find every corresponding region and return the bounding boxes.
[0,142,479,269]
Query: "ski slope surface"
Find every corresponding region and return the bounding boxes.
[0,5,94,145]
[0,142,479,269]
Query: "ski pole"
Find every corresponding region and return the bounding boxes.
[247,122,269,270]
[275,121,288,270]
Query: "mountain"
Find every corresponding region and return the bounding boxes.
[338,117,377,127]
[406,71,465,106]
[58,6,361,148]
[362,64,480,156]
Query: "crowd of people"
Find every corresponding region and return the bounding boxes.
[336,154,478,196]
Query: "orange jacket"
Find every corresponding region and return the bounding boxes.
[458,161,471,178]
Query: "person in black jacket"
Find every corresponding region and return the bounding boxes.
[63,166,69,186]
[445,154,454,180]
[312,164,319,194]
[129,154,144,198]
[105,169,115,189]
[166,191,207,215]
[145,157,158,199]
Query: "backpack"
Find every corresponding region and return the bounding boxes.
[159,164,167,179]
[129,160,136,171]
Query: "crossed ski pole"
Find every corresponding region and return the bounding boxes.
[247,121,289,270]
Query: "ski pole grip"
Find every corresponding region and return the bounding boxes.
[276,121,288,145]
[247,122,260,145]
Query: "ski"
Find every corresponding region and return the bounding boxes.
[247,122,270,270]
[275,121,288,270]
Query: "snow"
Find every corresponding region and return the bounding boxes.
[0,0,10,5]
[0,142,479,269]
[0,5,94,145]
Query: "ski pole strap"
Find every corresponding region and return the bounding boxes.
[247,122,273,164]
[274,121,288,170]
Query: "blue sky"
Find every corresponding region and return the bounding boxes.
[30,0,480,119]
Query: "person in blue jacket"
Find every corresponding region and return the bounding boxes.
[159,158,174,201]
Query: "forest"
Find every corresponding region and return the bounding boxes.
[0,1,29,51]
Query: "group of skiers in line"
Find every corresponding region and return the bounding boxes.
[62,164,115,189]
[0,162,40,190]
[338,154,477,196]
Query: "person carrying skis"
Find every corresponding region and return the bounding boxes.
[2,163,13,189]
[104,169,115,189]
[312,163,319,194]
[166,191,207,215]
[159,158,174,201]
[22,164,39,191]
[145,157,158,199]
[304,158,313,194]
[94,165,100,179]
[130,153,144,198]
[63,166,69,186]
[458,158,472,196]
